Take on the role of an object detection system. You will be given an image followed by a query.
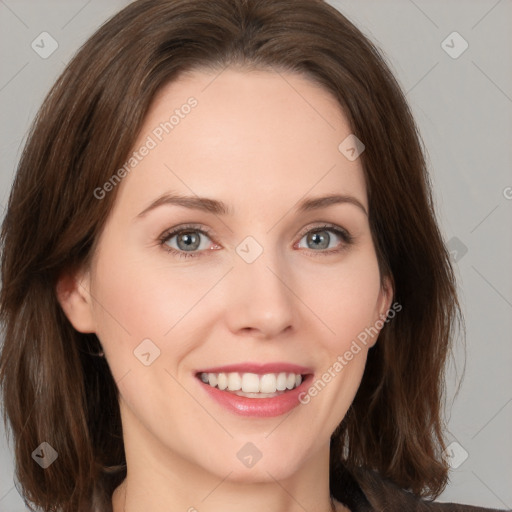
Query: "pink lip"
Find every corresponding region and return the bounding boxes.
[195,362,312,375]
[195,362,314,418]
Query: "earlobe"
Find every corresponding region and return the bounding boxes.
[55,268,96,333]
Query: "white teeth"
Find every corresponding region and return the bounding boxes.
[241,373,260,393]
[199,371,304,394]
[276,372,287,391]
[208,373,218,387]
[217,372,228,390]
[227,372,242,391]
[259,373,277,393]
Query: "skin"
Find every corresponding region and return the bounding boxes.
[57,67,393,512]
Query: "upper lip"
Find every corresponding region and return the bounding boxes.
[195,362,313,375]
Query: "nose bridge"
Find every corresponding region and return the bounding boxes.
[223,234,296,337]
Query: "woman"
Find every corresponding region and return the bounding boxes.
[0,1,507,511]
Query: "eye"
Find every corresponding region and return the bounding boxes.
[158,223,354,259]
[159,224,218,259]
[295,224,353,255]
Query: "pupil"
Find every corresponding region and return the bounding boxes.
[309,231,329,250]
[178,232,199,250]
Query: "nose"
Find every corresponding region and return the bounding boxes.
[222,248,296,339]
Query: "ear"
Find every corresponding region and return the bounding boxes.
[368,274,395,348]
[55,266,96,333]
[378,274,394,319]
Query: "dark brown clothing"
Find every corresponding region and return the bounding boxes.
[332,464,510,512]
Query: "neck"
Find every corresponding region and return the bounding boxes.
[113,478,346,512]
[112,454,347,512]
[111,399,350,512]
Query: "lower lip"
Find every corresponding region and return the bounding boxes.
[197,375,313,417]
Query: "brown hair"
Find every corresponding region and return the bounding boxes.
[0,0,464,510]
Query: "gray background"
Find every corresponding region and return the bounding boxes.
[0,1,511,510]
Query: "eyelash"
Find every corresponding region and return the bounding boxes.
[158,223,354,260]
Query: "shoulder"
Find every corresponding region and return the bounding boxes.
[346,466,510,512]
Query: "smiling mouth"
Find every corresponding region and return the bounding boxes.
[196,371,306,398]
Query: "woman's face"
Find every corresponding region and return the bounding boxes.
[62,68,392,483]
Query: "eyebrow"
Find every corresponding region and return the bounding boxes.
[135,192,368,219]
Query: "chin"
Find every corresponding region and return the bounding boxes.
[199,439,313,484]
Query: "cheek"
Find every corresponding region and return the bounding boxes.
[92,223,211,326]
[303,248,383,352]
[295,253,382,432]
[88,238,215,375]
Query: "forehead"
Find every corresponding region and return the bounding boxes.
[113,67,368,217]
